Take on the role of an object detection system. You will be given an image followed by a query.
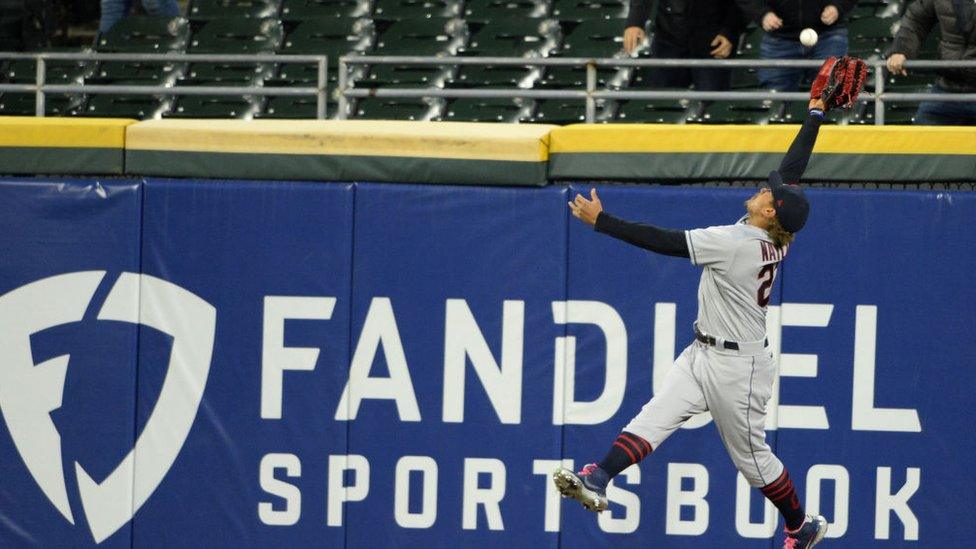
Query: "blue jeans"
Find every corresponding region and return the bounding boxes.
[914,84,976,125]
[758,29,848,91]
[99,0,181,33]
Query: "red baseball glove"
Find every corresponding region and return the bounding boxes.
[810,56,868,110]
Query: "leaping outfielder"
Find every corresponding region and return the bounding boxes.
[555,56,866,549]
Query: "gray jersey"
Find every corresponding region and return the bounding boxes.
[684,220,787,343]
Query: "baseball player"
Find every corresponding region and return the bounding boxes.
[553,57,865,549]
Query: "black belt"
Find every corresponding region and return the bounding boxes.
[694,324,767,351]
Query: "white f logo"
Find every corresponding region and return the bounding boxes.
[0,271,216,543]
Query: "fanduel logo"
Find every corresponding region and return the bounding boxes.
[0,271,216,544]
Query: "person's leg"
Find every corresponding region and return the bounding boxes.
[699,349,807,530]
[554,343,707,510]
[915,85,975,125]
[141,0,180,18]
[692,64,732,91]
[758,33,804,91]
[644,35,693,89]
[99,0,132,33]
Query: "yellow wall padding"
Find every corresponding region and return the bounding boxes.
[549,124,976,156]
[0,116,135,148]
[126,120,556,162]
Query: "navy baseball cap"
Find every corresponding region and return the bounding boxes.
[766,170,809,233]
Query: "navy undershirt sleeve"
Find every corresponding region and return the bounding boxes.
[594,212,691,258]
[777,111,825,183]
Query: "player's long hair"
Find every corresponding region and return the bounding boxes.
[766,217,795,249]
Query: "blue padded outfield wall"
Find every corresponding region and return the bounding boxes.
[0,177,973,548]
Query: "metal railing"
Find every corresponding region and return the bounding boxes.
[2,51,974,124]
[338,56,976,125]
[0,52,329,118]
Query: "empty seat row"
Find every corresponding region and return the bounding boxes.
[189,0,630,22]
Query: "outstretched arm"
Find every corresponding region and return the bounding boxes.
[776,99,827,183]
[568,189,691,258]
[777,99,826,184]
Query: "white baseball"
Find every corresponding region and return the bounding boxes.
[800,28,818,47]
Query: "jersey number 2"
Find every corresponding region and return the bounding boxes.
[757,265,776,307]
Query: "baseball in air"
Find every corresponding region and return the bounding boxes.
[800,28,818,47]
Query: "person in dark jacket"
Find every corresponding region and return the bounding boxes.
[887,0,976,125]
[736,0,855,90]
[623,0,746,91]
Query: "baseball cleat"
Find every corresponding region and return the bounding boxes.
[783,514,828,548]
[552,464,609,512]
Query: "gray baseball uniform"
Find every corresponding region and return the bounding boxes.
[624,218,788,487]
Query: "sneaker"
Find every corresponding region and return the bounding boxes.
[784,515,828,548]
[552,463,609,512]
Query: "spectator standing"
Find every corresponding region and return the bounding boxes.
[736,0,854,90]
[100,0,180,34]
[623,0,746,91]
[887,0,976,125]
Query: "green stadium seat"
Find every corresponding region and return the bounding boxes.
[354,97,438,119]
[92,17,190,86]
[850,101,918,124]
[730,68,760,89]
[164,94,261,118]
[463,0,549,23]
[440,97,534,121]
[266,17,372,89]
[615,98,692,123]
[536,65,621,89]
[3,55,94,84]
[255,95,336,118]
[96,16,190,52]
[551,0,627,21]
[558,18,625,57]
[847,37,884,58]
[847,0,885,20]
[187,0,280,21]
[532,99,600,123]
[688,100,775,124]
[848,15,897,40]
[0,92,85,115]
[373,0,461,20]
[187,18,283,83]
[364,64,451,86]
[190,17,284,54]
[737,26,763,58]
[78,92,173,119]
[89,61,186,85]
[447,64,540,87]
[460,17,560,57]
[883,73,932,91]
[770,100,847,124]
[374,17,467,56]
[281,17,373,58]
[280,0,371,20]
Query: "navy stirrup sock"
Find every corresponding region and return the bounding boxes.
[761,469,806,530]
[597,432,653,478]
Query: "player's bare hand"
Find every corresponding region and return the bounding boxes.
[623,26,646,54]
[821,5,839,25]
[762,12,783,32]
[887,53,908,76]
[710,34,733,59]
[568,188,603,226]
